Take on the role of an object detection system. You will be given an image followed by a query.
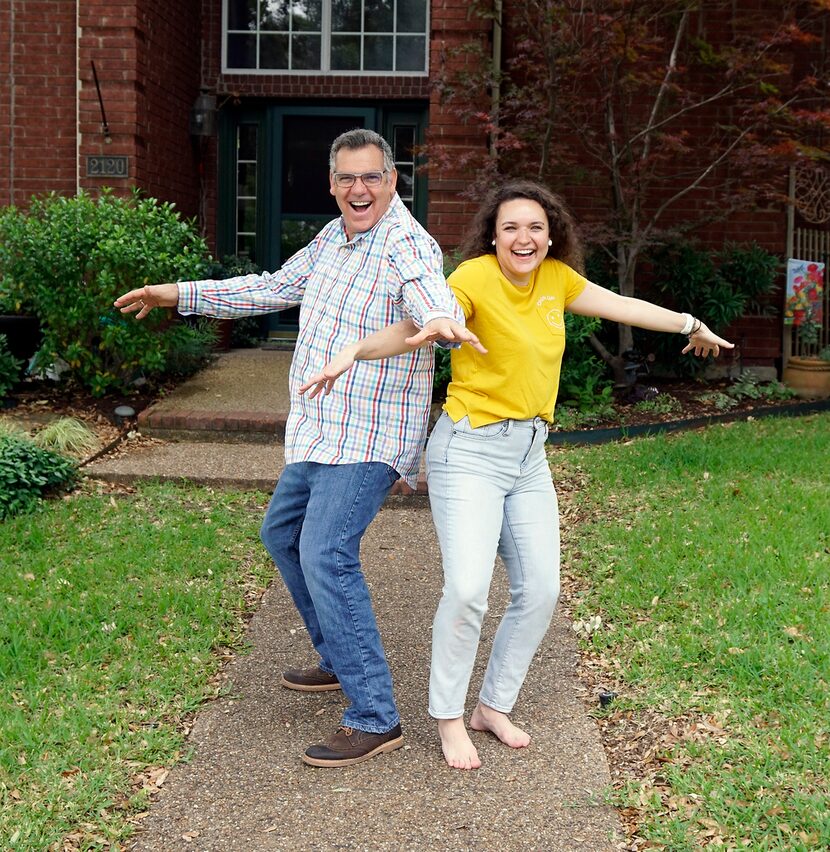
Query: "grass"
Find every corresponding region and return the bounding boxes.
[557,413,830,849]
[2,415,828,848]
[0,482,273,850]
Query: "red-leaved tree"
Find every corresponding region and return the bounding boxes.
[428,0,830,383]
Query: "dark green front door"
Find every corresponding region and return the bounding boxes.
[219,102,427,336]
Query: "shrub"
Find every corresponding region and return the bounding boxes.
[0,190,211,397]
[0,334,23,398]
[642,241,779,376]
[0,434,78,519]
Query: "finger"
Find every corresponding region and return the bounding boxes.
[298,375,324,394]
[113,290,144,308]
[118,300,143,314]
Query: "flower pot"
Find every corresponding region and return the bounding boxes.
[782,356,830,399]
[0,314,42,362]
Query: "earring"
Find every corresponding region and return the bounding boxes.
[491,240,496,246]
[548,240,552,246]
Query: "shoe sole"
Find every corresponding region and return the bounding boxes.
[280,675,342,692]
[301,735,404,768]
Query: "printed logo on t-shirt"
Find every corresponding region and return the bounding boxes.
[536,295,565,330]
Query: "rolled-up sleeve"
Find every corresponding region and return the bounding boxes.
[386,231,465,327]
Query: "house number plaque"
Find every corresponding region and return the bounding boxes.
[86,156,129,178]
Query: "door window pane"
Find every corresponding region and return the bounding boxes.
[281,219,329,260]
[238,162,257,197]
[282,115,365,215]
[396,164,414,205]
[393,126,414,161]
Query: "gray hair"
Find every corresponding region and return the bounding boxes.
[329,128,395,173]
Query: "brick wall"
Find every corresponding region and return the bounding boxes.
[0,0,78,207]
[77,0,202,217]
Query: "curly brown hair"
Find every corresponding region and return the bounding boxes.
[457,180,584,273]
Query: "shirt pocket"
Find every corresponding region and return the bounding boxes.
[535,301,567,337]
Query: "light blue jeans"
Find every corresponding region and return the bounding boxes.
[260,461,400,734]
[426,413,560,718]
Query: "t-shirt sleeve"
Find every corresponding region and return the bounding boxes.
[562,263,589,306]
[446,261,478,320]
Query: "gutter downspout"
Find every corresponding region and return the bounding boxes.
[490,0,502,159]
[8,0,15,203]
[76,0,81,194]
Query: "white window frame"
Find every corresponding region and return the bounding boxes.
[221,0,430,76]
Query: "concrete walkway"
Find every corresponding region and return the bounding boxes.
[83,349,622,850]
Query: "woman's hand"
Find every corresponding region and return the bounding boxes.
[681,323,734,358]
[114,283,179,319]
[405,318,487,353]
[298,344,360,398]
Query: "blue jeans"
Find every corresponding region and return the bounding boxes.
[260,461,400,734]
[426,413,560,718]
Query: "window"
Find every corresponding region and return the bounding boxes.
[235,124,258,257]
[224,0,428,74]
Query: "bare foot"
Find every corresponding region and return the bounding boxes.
[469,702,530,748]
[437,717,481,770]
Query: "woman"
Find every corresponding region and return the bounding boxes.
[300,180,732,770]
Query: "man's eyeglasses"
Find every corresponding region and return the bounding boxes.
[332,171,388,188]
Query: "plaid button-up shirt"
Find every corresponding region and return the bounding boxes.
[178,194,462,487]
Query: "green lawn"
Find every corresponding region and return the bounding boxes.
[557,413,830,850]
[1,415,828,849]
[0,484,273,849]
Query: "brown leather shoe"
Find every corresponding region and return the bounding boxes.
[280,666,341,692]
[302,724,404,767]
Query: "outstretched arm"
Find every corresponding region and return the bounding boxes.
[567,282,734,357]
[299,318,486,398]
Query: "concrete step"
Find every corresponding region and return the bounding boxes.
[137,406,286,443]
[85,438,428,499]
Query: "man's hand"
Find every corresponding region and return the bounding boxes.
[114,283,179,319]
[681,323,734,358]
[405,318,487,353]
[298,344,360,399]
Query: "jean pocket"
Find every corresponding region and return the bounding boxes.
[451,417,508,440]
[385,465,401,484]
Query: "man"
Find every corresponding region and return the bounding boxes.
[115,128,482,767]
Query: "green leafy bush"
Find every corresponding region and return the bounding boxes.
[0,190,211,396]
[0,434,78,519]
[0,334,23,398]
[643,241,779,376]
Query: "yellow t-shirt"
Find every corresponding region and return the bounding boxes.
[445,254,588,426]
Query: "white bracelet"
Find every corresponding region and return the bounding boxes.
[679,313,695,336]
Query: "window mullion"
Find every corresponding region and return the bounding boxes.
[322,0,332,72]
